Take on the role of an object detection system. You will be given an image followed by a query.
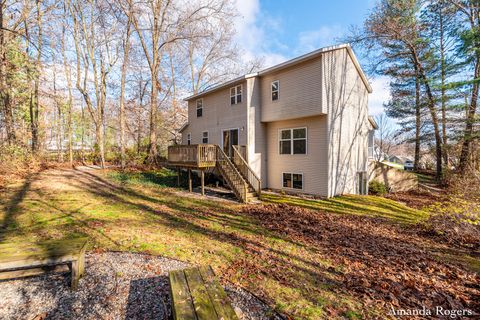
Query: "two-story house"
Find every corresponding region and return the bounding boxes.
[168,44,376,202]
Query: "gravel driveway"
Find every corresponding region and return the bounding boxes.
[0,252,281,320]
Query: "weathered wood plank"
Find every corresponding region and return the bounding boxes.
[71,260,79,290]
[169,270,197,320]
[0,237,87,251]
[0,264,69,280]
[198,266,238,320]
[184,267,218,320]
[0,238,88,290]
[0,238,88,260]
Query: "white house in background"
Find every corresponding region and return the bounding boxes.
[170,44,377,200]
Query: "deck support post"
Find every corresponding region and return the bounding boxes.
[201,170,205,196]
[188,169,192,192]
[177,168,180,187]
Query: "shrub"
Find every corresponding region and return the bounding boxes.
[369,180,387,195]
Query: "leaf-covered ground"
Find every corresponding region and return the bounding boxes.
[242,204,479,318]
[0,167,478,319]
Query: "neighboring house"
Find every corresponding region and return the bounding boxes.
[169,44,376,201]
[388,155,404,165]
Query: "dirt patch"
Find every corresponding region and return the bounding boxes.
[241,203,480,318]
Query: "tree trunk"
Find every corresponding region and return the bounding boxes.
[459,56,480,173]
[414,69,421,171]
[411,47,443,180]
[0,2,15,145]
[30,0,43,153]
[147,77,158,163]
[439,1,448,166]
[119,9,132,170]
[62,3,74,167]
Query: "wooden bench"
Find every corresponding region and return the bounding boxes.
[0,237,88,290]
[169,266,239,320]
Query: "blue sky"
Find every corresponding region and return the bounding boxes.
[233,0,389,115]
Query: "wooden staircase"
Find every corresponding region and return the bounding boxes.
[215,146,260,203]
[167,144,261,203]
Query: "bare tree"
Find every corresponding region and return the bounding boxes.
[69,0,119,168]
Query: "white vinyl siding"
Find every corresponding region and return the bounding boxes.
[266,116,328,196]
[261,57,324,122]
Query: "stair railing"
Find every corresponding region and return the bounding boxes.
[215,146,248,203]
[232,145,261,196]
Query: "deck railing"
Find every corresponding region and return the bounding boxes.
[168,144,217,168]
[232,145,261,196]
[168,144,258,203]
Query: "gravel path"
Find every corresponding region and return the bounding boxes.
[0,252,281,320]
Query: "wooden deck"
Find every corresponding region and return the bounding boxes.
[167,144,261,203]
[168,144,217,168]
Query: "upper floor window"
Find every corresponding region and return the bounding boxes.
[187,133,191,145]
[230,85,242,105]
[196,99,203,118]
[271,80,279,101]
[202,131,209,144]
[279,128,307,155]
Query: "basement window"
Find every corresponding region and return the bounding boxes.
[356,171,368,195]
[283,173,303,190]
[230,85,242,105]
[271,80,279,101]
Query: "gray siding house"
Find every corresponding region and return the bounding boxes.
[169,44,376,201]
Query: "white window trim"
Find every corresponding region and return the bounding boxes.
[271,80,279,101]
[196,99,203,118]
[278,127,308,155]
[187,133,191,145]
[282,172,304,190]
[230,85,242,105]
[202,131,209,144]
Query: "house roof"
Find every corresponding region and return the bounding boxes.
[178,122,189,133]
[368,116,379,129]
[184,43,372,101]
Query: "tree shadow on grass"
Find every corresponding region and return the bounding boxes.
[0,172,40,243]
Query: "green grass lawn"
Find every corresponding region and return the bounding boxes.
[0,167,465,319]
[261,193,428,224]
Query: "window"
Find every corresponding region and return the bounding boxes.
[368,130,374,158]
[230,85,242,105]
[356,171,368,195]
[202,131,209,144]
[283,173,303,189]
[279,128,307,155]
[196,99,203,118]
[187,133,191,145]
[271,80,279,101]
